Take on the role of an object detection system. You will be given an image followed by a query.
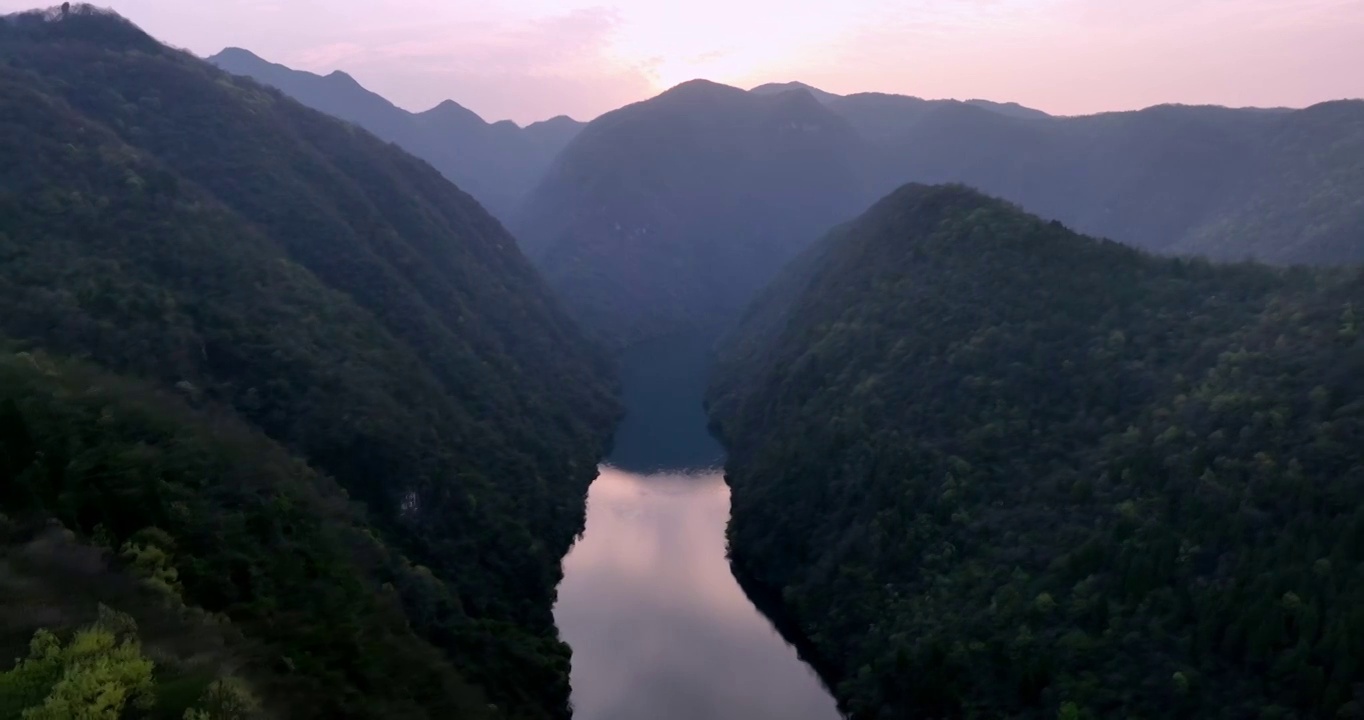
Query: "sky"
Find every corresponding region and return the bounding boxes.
[4,0,1362,124]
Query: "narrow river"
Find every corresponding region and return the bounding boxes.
[553,334,841,720]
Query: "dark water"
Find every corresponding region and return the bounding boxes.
[553,334,840,720]
[605,333,725,473]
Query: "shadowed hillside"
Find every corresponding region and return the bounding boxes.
[709,183,1364,719]
[209,47,584,223]
[515,80,875,346]
[0,6,618,718]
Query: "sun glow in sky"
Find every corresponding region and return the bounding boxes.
[4,0,1361,124]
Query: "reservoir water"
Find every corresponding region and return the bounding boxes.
[553,334,841,720]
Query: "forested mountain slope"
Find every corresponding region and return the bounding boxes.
[208,47,583,223]
[0,6,618,718]
[1170,100,1364,264]
[836,98,1364,263]
[708,183,1364,719]
[1,351,500,719]
[514,79,874,346]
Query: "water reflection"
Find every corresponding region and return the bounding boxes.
[554,466,841,720]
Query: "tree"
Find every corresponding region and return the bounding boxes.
[183,678,261,720]
[0,607,155,720]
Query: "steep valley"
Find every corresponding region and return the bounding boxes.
[2,4,1364,720]
[200,52,1364,353]
[207,47,583,225]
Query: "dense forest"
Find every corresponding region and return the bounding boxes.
[208,48,583,224]
[709,184,1364,718]
[1,350,498,718]
[0,6,618,718]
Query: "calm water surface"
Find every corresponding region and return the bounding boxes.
[553,334,841,720]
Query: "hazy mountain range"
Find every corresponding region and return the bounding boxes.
[210,51,1362,346]
[523,82,1363,343]
[514,79,877,346]
[208,47,585,223]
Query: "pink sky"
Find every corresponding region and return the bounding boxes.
[5,0,1362,124]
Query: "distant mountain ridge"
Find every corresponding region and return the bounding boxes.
[208,51,1362,349]
[517,78,1363,345]
[514,78,876,346]
[208,47,583,222]
[750,80,1053,120]
[844,96,1364,263]
[749,80,845,104]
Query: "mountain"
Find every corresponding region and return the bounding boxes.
[749,80,844,104]
[0,6,618,718]
[1171,100,1364,264]
[749,81,1053,121]
[1,350,500,719]
[841,99,1363,262]
[514,80,876,346]
[964,98,1053,120]
[516,74,1362,347]
[708,183,1364,719]
[208,47,584,222]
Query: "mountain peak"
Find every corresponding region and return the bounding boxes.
[532,114,581,128]
[963,98,1051,119]
[2,3,159,52]
[431,99,467,111]
[209,46,263,63]
[859,183,996,228]
[750,81,841,104]
[656,78,747,102]
[208,46,302,82]
[417,98,489,129]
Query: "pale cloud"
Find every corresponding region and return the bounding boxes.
[783,0,1364,113]
[287,6,655,120]
[1059,0,1364,31]
[289,41,367,70]
[0,0,1359,123]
